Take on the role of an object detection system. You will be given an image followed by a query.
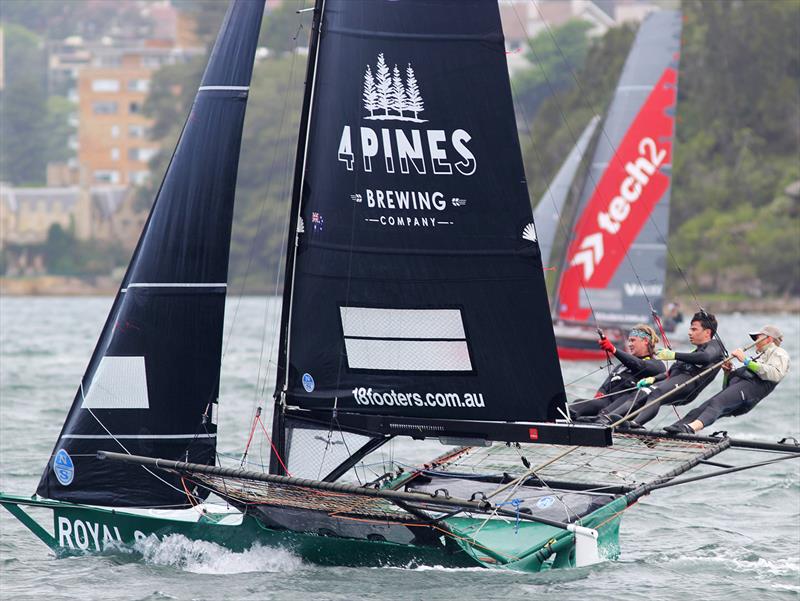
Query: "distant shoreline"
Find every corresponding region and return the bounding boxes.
[2,276,798,314]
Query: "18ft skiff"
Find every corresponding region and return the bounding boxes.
[2,0,797,573]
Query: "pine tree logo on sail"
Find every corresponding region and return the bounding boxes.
[362,54,426,122]
[336,53,477,231]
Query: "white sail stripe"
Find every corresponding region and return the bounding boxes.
[340,307,466,339]
[198,85,249,91]
[61,433,216,439]
[344,339,472,371]
[126,282,227,287]
[617,85,653,91]
[123,283,227,292]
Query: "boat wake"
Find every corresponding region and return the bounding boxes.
[666,545,799,580]
[133,535,304,574]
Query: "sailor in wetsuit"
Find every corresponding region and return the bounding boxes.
[570,325,665,420]
[597,312,725,427]
[664,325,790,434]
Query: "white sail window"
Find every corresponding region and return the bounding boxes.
[344,339,472,371]
[81,356,150,409]
[340,307,472,371]
[340,307,465,339]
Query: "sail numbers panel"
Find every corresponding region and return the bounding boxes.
[340,306,472,372]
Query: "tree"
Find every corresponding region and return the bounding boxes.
[520,24,636,202]
[259,1,311,53]
[363,65,378,117]
[405,64,424,120]
[391,64,406,117]
[0,24,49,184]
[43,223,79,275]
[375,53,392,117]
[512,20,593,117]
[669,0,800,296]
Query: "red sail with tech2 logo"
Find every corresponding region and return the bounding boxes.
[550,10,682,360]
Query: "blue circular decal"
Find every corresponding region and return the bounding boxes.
[536,495,555,509]
[302,373,315,393]
[53,449,74,486]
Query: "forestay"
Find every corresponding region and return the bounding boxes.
[36,0,265,507]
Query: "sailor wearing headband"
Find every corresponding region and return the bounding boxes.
[604,311,726,428]
[570,324,665,421]
[665,325,790,433]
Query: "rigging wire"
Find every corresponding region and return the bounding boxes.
[213,3,309,463]
[525,1,714,346]
[507,35,614,383]
[79,383,205,506]
[507,47,603,335]
[513,3,682,358]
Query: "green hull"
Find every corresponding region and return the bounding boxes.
[1,492,625,572]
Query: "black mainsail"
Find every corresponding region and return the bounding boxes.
[271,0,607,474]
[36,0,265,507]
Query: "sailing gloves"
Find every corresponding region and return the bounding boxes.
[637,377,656,388]
[744,358,760,373]
[656,349,676,361]
[598,338,616,354]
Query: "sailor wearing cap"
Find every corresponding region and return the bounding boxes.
[665,325,790,434]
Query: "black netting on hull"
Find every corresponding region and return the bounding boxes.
[193,473,415,521]
[425,433,727,490]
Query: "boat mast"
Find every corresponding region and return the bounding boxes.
[271,0,326,475]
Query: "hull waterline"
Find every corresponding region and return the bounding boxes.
[0,492,624,572]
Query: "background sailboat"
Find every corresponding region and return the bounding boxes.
[542,11,682,360]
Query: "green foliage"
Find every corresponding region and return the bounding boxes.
[0,0,86,39]
[670,0,800,296]
[134,5,314,293]
[228,55,306,292]
[518,1,799,298]
[41,223,127,276]
[518,24,636,202]
[260,1,313,54]
[0,23,73,185]
[0,24,48,184]
[512,20,592,118]
[43,223,80,275]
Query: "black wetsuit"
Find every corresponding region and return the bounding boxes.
[677,366,778,429]
[571,350,665,418]
[602,339,726,425]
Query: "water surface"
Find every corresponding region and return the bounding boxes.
[1,297,798,600]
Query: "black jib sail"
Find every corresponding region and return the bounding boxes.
[36,0,265,507]
[272,0,595,462]
[553,11,682,328]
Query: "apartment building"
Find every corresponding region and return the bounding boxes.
[47,2,202,187]
[77,46,161,187]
